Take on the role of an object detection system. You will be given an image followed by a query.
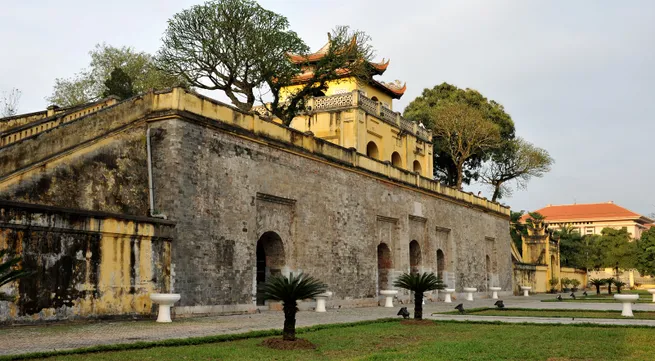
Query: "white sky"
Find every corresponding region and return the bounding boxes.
[1,0,654,215]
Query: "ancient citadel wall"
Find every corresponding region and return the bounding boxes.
[0,201,174,323]
[0,88,511,316]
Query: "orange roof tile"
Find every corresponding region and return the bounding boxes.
[520,202,650,223]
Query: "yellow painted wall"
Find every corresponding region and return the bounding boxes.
[279,77,394,109]
[0,204,173,322]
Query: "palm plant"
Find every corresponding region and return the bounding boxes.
[548,277,559,293]
[604,278,614,294]
[589,278,604,295]
[613,280,627,294]
[1,249,33,301]
[393,272,445,320]
[261,273,326,341]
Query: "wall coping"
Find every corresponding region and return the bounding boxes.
[0,199,176,226]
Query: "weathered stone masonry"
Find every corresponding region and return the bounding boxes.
[0,88,511,318]
[149,116,512,312]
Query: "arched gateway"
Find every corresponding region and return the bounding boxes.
[256,231,285,305]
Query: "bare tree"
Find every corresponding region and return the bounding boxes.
[429,101,502,188]
[480,138,553,202]
[1,88,21,117]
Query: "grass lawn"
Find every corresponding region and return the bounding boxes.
[22,321,655,361]
[438,308,655,320]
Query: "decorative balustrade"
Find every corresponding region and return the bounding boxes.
[359,95,378,115]
[307,91,431,141]
[313,92,353,111]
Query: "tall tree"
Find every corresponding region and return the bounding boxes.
[510,211,527,254]
[1,88,21,117]
[103,67,135,99]
[404,83,515,186]
[635,227,655,277]
[48,44,184,107]
[556,225,585,268]
[480,138,553,202]
[596,228,636,277]
[157,0,373,123]
[427,101,502,188]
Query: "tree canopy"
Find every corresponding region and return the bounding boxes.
[102,67,135,99]
[636,227,655,277]
[157,0,373,124]
[480,137,553,202]
[48,44,184,107]
[425,101,502,188]
[403,83,515,187]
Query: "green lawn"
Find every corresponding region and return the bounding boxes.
[438,308,655,320]
[24,321,655,361]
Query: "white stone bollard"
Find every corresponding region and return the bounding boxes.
[379,290,398,308]
[489,287,501,300]
[314,291,333,312]
[521,286,532,297]
[648,289,655,303]
[150,293,181,323]
[463,287,476,301]
[443,288,455,303]
[614,294,639,317]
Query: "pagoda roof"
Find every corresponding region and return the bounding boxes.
[289,68,406,99]
[288,38,390,76]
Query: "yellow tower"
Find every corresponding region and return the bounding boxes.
[278,38,433,178]
[521,218,561,290]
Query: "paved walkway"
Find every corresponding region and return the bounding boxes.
[1,294,654,356]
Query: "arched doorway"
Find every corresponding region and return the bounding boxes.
[371,96,379,102]
[436,249,445,281]
[391,152,402,168]
[256,231,285,305]
[377,243,392,292]
[409,240,421,274]
[367,141,380,159]
[413,160,422,174]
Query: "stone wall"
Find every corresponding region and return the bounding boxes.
[0,201,174,323]
[0,88,512,316]
[150,116,512,313]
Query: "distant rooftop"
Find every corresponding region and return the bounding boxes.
[522,201,653,223]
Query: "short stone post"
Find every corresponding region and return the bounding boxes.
[521,286,531,297]
[443,288,455,303]
[314,291,333,312]
[463,287,476,301]
[380,290,398,307]
[489,287,501,300]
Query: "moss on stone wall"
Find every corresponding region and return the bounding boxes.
[0,129,148,216]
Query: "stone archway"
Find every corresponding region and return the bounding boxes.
[256,231,285,305]
[409,240,421,274]
[391,152,402,168]
[436,249,445,280]
[377,243,392,292]
[413,160,422,174]
[367,141,380,160]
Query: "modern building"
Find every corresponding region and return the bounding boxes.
[523,201,654,287]
[523,201,653,239]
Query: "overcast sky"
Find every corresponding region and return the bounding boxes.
[2,0,654,216]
